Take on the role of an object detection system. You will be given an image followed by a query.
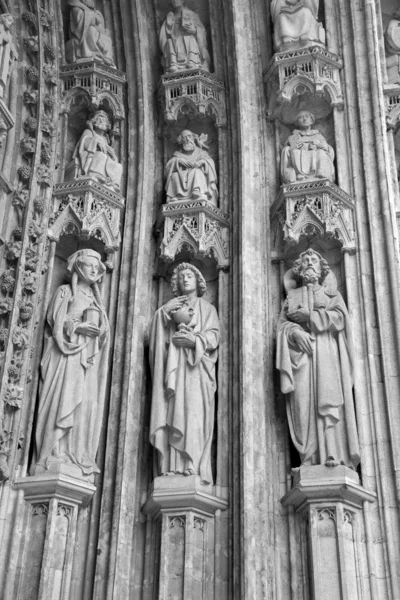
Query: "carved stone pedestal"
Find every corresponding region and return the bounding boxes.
[159,199,230,268]
[143,475,228,600]
[14,471,95,600]
[282,466,376,600]
[271,179,356,254]
[383,84,400,130]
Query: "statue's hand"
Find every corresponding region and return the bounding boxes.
[75,322,100,337]
[292,330,314,355]
[107,146,117,160]
[287,304,310,323]
[172,330,196,348]
[183,24,196,35]
[164,296,188,317]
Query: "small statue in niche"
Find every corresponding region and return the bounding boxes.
[281,110,335,184]
[149,263,220,484]
[271,0,325,53]
[0,13,16,99]
[33,249,110,478]
[73,110,122,192]
[385,9,400,85]
[165,130,218,204]
[276,249,360,470]
[66,0,115,67]
[160,0,210,74]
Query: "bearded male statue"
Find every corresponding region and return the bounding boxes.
[149,263,220,484]
[165,130,218,204]
[276,249,360,470]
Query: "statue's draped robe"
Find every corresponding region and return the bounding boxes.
[385,18,400,84]
[159,7,210,72]
[281,128,335,183]
[276,285,360,468]
[35,285,110,475]
[165,147,218,204]
[149,298,220,484]
[67,0,99,61]
[73,128,122,190]
[271,0,324,51]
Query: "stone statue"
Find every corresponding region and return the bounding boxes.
[276,249,360,469]
[66,0,115,67]
[385,9,400,84]
[33,250,110,478]
[281,110,335,184]
[149,263,220,484]
[0,13,16,99]
[73,110,122,192]
[271,0,325,53]
[165,130,218,204]
[160,0,210,74]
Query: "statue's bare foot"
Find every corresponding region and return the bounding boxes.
[162,471,175,476]
[183,468,196,476]
[325,456,340,467]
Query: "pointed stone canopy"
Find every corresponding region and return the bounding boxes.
[159,199,230,269]
[271,179,356,253]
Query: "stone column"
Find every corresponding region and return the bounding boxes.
[282,466,376,600]
[13,472,95,600]
[143,475,228,600]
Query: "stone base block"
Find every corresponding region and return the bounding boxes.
[15,470,96,507]
[143,474,228,519]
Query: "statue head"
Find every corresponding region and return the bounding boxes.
[292,249,330,285]
[66,249,106,285]
[177,130,197,153]
[295,110,315,129]
[171,263,207,297]
[0,13,14,31]
[171,0,186,8]
[88,110,112,133]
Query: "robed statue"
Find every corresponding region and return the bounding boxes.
[73,110,122,192]
[149,263,220,484]
[271,0,325,53]
[276,249,360,469]
[66,0,115,67]
[385,9,400,84]
[281,110,335,184]
[160,0,210,73]
[0,13,16,99]
[165,130,218,204]
[33,250,110,477]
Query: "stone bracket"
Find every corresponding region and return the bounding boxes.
[160,69,227,126]
[271,179,356,254]
[265,46,344,119]
[14,471,96,508]
[159,199,230,269]
[49,178,125,267]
